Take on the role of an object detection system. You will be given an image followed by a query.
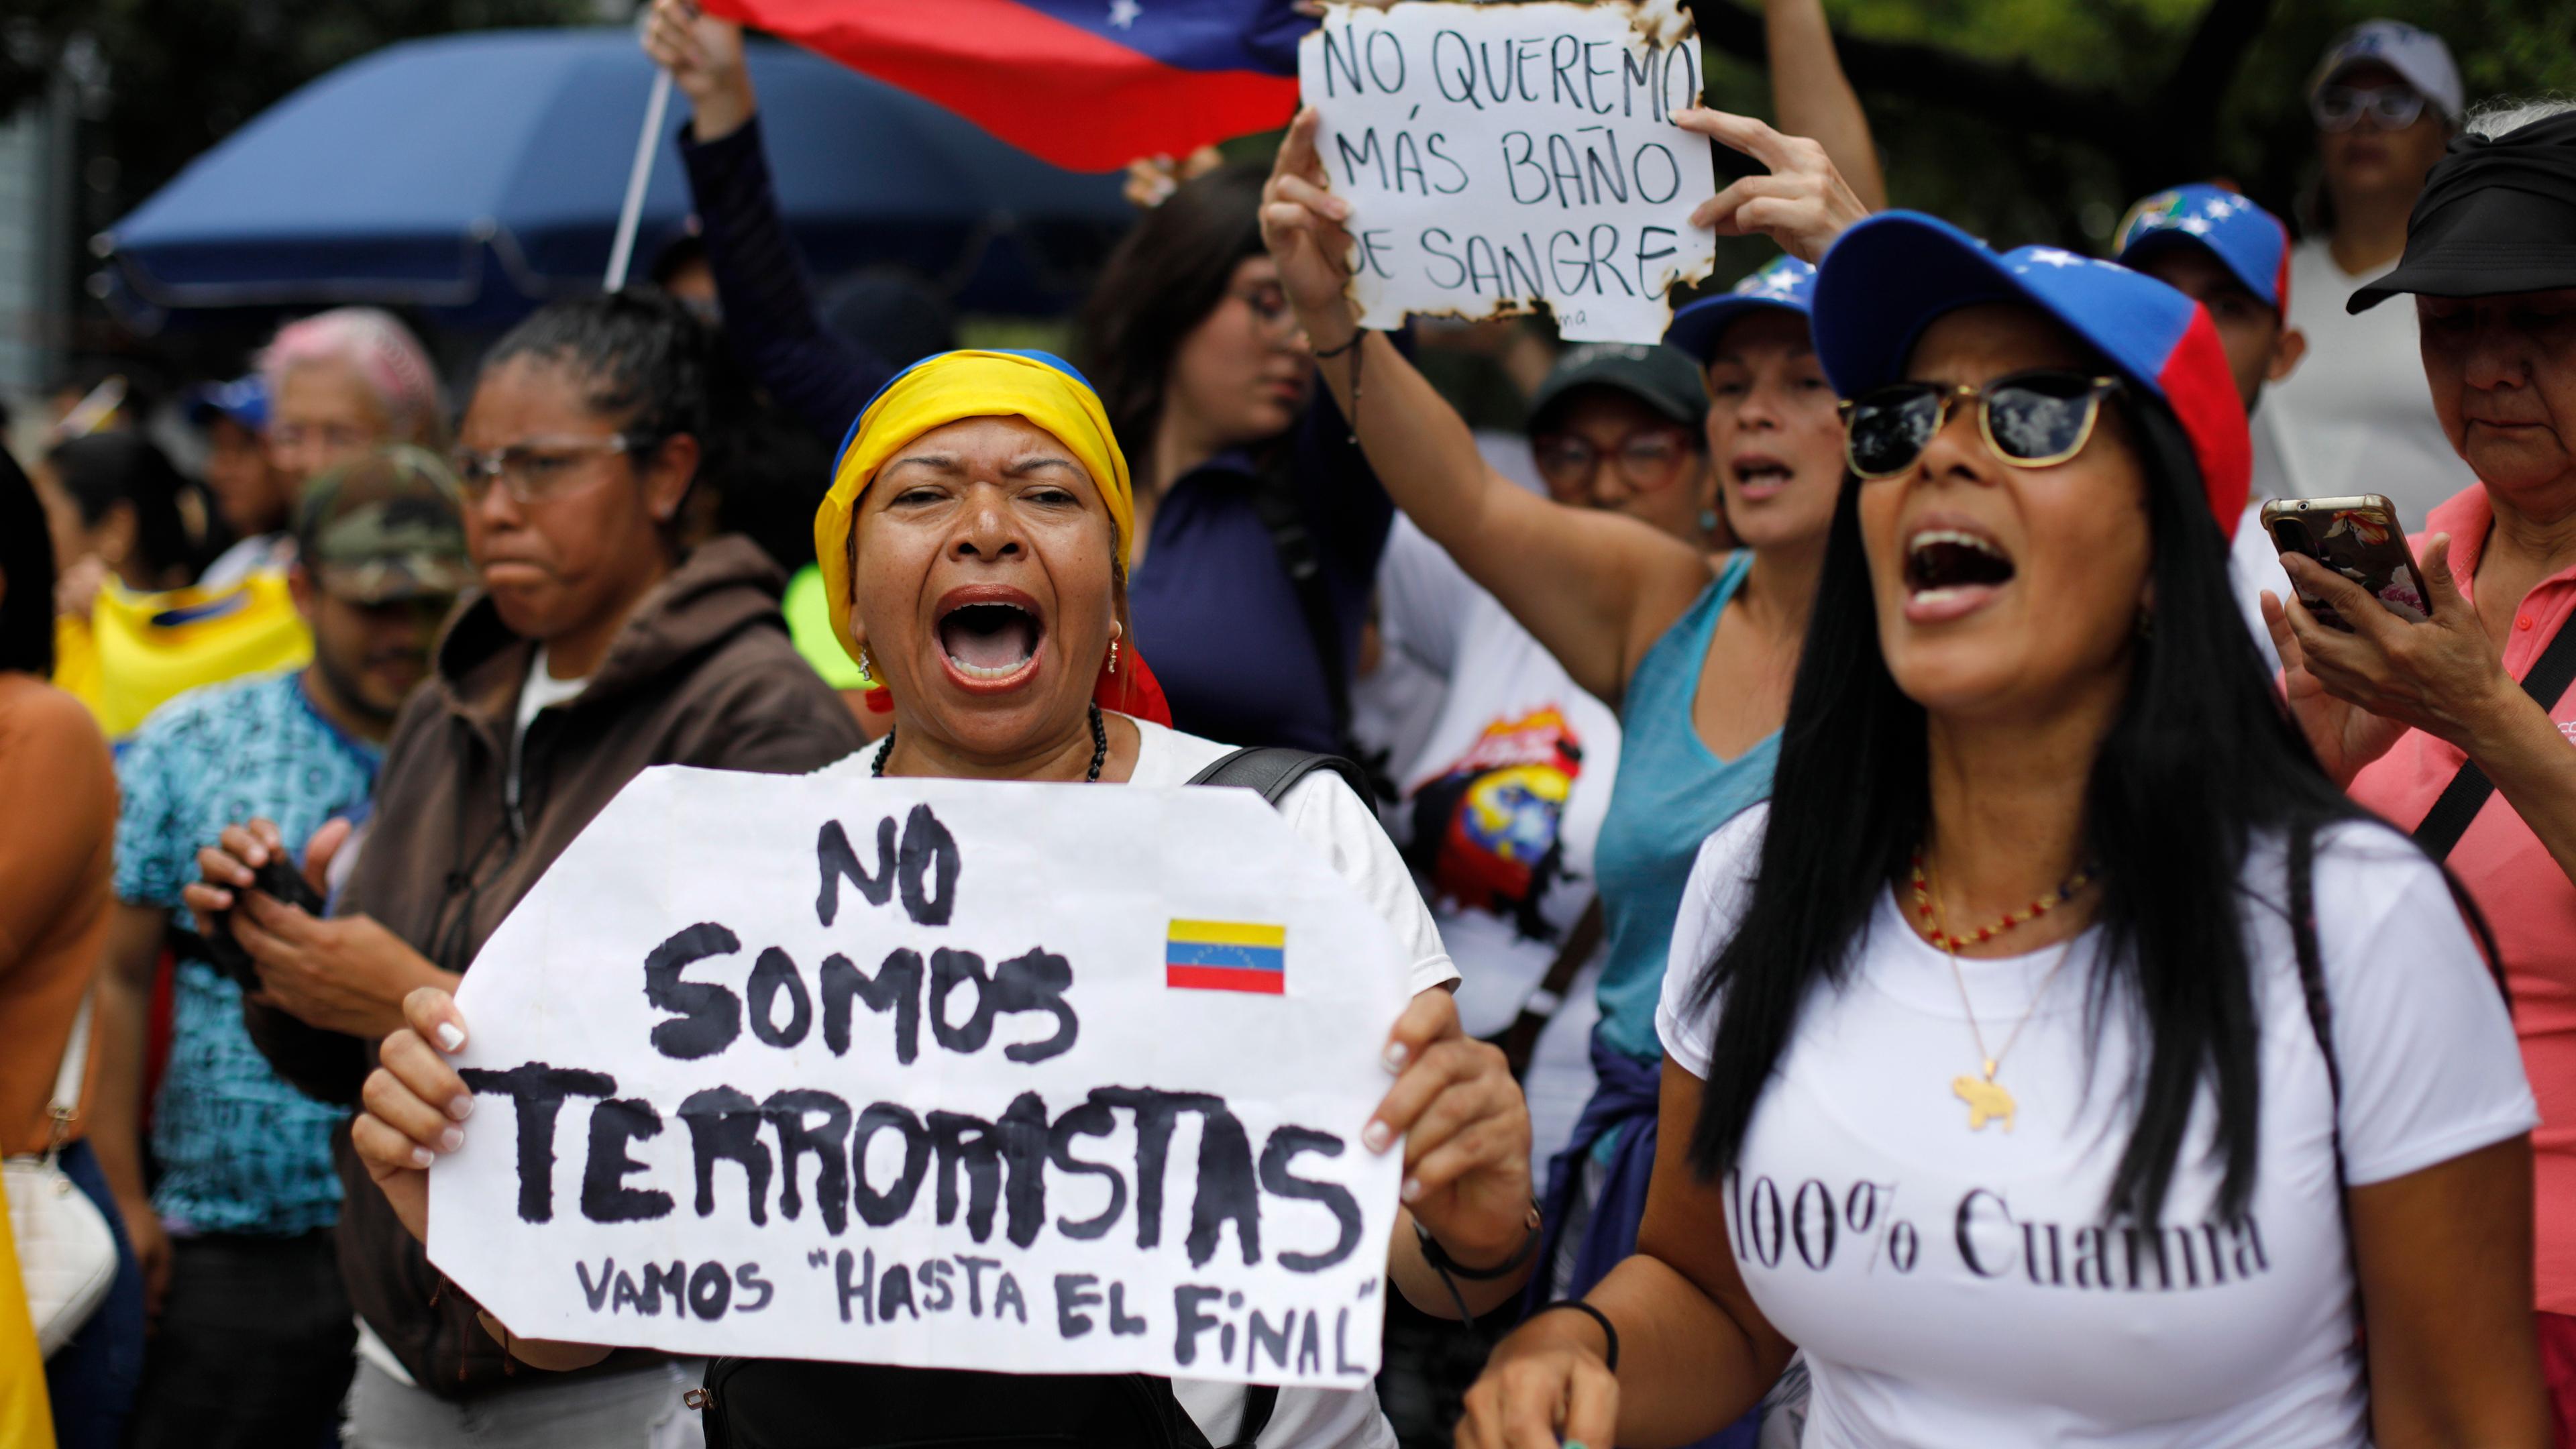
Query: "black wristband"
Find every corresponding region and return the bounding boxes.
[1413,1206,1542,1282]
[1534,1299,1619,1373]
[1311,330,1364,359]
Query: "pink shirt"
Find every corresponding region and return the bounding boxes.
[2347,484,2576,1313]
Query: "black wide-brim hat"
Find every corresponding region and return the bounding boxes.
[2352,111,2576,311]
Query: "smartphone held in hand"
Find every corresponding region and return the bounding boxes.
[2261,495,2429,631]
[200,855,327,989]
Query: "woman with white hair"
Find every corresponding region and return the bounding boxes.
[2267,95,2576,1438]
[191,308,451,592]
[258,307,447,494]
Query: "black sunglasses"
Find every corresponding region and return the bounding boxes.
[1838,372,2124,480]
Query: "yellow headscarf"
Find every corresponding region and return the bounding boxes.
[813,350,1132,671]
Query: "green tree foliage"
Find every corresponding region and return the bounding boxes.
[1695,0,2576,268]
[0,0,592,230]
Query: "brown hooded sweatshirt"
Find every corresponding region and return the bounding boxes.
[246,534,864,1397]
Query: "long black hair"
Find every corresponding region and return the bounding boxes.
[48,431,206,588]
[1075,161,1273,483]
[0,447,54,676]
[1684,384,2376,1226]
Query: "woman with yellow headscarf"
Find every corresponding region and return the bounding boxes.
[341,350,1544,1449]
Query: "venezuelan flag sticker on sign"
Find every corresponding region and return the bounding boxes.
[1166,918,1287,995]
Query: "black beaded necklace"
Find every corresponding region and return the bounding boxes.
[872,702,1109,783]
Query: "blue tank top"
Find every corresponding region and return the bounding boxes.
[1591,552,1779,1063]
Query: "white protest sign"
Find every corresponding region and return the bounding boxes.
[1299,0,1717,343]
[427,765,1413,1385]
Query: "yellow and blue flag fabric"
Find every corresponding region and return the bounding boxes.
[54,571,309,742]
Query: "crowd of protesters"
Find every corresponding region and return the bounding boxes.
[5,3,2576,1447]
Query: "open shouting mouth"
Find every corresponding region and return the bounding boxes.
[935,586,1045,690]
[1730,451,1794,501]
[1902,522,2017,624]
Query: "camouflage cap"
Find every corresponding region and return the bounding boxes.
[294,444,473,604]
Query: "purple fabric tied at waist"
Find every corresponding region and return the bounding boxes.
[1525,1036,1758,1449]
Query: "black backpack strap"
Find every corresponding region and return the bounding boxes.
[2415,612,2576,859]
[1485,896,1603,1081]
[1245,458,1356,741]
[1187,745,1371,808]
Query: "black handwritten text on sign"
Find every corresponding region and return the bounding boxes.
[427,766,1413,1384]
[1299,0,1717,344]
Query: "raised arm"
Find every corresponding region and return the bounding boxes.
[647,0,894,440]
[1763,0,1887,212]
[1458,1059,1792,1448]
[1261,110,1713,706]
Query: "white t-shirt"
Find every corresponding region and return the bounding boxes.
[2260,239,2475,531]
[1370,519,1619,1160]
[1656,806,2534,1448]
[836,714,1456,1449]
[197,531,295,592]
[507,647,590,807]
[2230,499,2292,676]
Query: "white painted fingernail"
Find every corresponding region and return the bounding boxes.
[1362,1121,1392,1154]
[410,1146,435,1169]
[448,1094,474,1122]
[435,1023,466,1053]
[1401,1177,1422,1203]
[1382,1042,1407,1073]
[439,1127,465,1153]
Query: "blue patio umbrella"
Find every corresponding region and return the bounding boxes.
[97,28,1135,325]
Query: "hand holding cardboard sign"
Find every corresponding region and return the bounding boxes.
[1367,989,1533,1307]
[1290,0,1717,343]
[1262,107,1361,347]
[356,987,621,1372]
[1677,107,1872,264]
[352,985,474,1246]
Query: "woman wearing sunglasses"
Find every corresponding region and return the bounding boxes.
[1455,211,2549,1449]
[1262,80,1874,1346]
[2263,19,2473,529]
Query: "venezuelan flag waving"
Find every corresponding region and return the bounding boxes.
[698,0,1307,172]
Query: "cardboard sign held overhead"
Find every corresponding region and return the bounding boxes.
[427,766,1413,1385]
[1299,0,1717,343]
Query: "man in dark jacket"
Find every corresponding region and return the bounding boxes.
[201,292,864,1442]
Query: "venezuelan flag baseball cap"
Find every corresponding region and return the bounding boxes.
[1664,255,1817,363]
[1811,210,2250,536]
[2113,184,2294,312]
[184,375,268,433]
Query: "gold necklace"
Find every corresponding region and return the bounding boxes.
[1921,853,2092,1133]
